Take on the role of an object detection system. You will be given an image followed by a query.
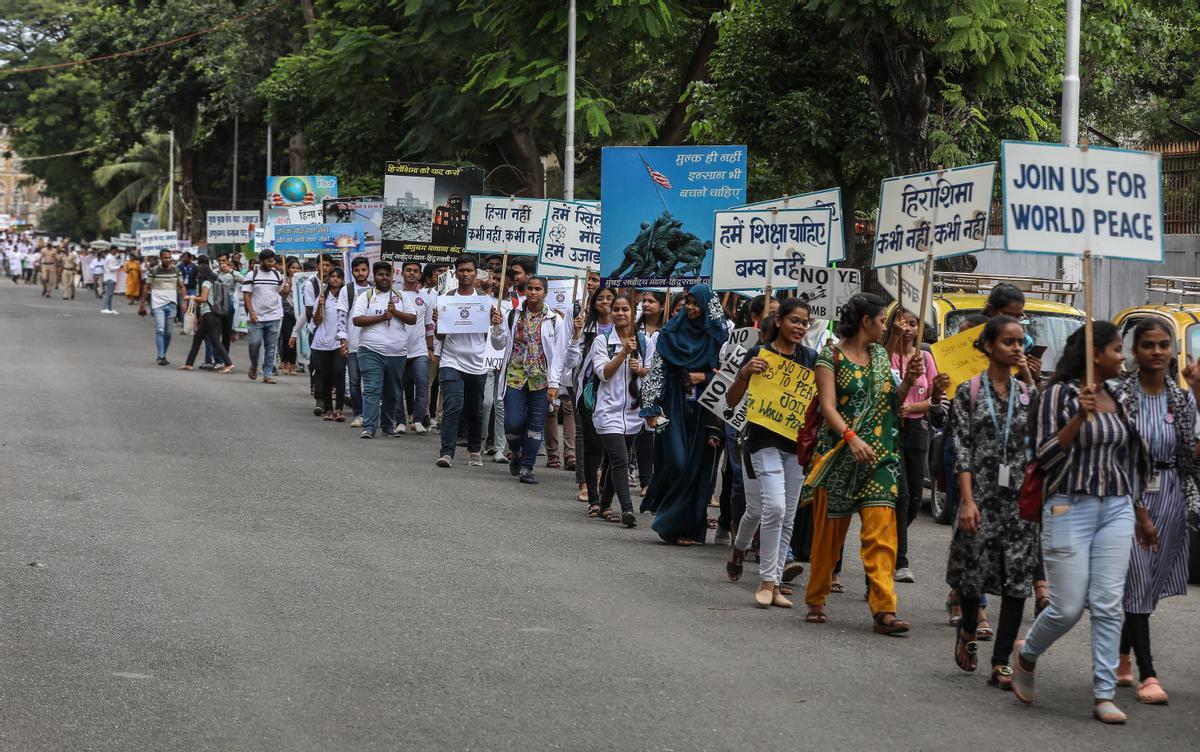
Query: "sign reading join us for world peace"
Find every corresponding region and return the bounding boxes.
[745,349,818,439]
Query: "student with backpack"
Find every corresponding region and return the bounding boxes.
[179,263,235,373]
[241,249,292,384]
[492,275,571,485]
[213,253,243,356]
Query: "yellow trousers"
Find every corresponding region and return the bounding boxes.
[804,489,899,614]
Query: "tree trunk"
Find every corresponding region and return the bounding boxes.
[179,143,202,242]
[288,132,305,175]
[652,18,721,146]
[856,29,930,177]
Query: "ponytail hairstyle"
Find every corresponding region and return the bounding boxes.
[1047,320,1120,386]
[763,298,811,344]
[973,315,1021,356]
[836,293,886,340]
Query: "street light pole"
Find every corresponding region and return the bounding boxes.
[1062,0,1081,147]
[168,128,175,231]
[564,0,576,201]
[232,113,239,209]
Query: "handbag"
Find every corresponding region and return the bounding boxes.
[1017,462,1044,522]
[182,300,199,336]
[796,349,840,468]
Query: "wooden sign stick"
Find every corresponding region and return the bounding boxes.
[1083,247,1094,387]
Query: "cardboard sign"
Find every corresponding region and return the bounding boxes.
[206,211,261,244]
[929,324,988,395]
[873,162,995,268]
[1001,141,1163,261]
[739,187,845,262]
[710,208,832,291]
[539,200,601,274]
[699,344,749,430]
[382,162,483,264]
[876,261,936,331]
[745,350,817,439]
[136,230,178,254]
[465,197,550,256]
[792,266,861,320]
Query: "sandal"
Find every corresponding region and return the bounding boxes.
[587,504,601,518]
[725,548,745,582]
[603,509,622,524]
[946,591,962,626]
[1033,580,1050,616]
[674,538,695,547]
[218,365,235,374]
[322,412,334,421]
[830,578,846,594]
[954,627,978,672]
[707,518,718,529]
[333,412,345,423]
[805,607,828,624]
[778,584,794,596]
[975,619,994,641]
[988,664,1013,690]
[872,612,911,637]
[177,365,194,371]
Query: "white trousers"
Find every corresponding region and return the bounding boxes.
[734,446,803,584]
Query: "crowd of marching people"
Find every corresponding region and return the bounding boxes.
[10,234,1195,725]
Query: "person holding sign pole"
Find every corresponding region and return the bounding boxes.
[724,299,817,608]
[801,294,920,634]
[634,291,666,497]
[944,316,1040,686]
[493,276,571,485]
[309,267,350,422]
[589,293,649,527]
[570,287,615,510]
[1011,322,1157,723]
[640,284,728,546]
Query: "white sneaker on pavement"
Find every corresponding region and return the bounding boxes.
[413,422,428,434]
[350,416,363,428]
[436,455,452,468]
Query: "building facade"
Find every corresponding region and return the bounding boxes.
[0,129,53,228]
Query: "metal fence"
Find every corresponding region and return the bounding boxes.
[1149,141,1200,234]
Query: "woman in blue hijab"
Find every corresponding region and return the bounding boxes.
[640,283,729,544]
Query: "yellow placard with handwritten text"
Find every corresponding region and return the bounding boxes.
[745,349,818,439]
[930,324,988,395]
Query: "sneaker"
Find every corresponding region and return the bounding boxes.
[156,357,166,366]
[109,309,119,315]
[782,561,806,583]
[100,309,113,314]
[468,453,483,467]
[894,567,916,583]
[519,470,539,485]
[714,528,731,545]
[384,430,403,438]
[350,416,364,428]
[428,419,439,431]
[394,423,407,434]
[493,451,509,464]
[509,448,523,477]
[436,455,452,468]
[360,431,375,439]
[413,422,428,434]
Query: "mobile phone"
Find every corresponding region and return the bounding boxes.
[1027,344,1048,359]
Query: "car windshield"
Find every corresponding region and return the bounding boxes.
[944,310,1084,373]
[1186,324,1200,363]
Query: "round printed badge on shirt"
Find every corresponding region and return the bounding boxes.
[1019,392,1030,406]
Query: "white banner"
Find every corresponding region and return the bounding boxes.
[538,200,601,274]
[436,296,492,335]
[794,266,862,321]
[739,187,845,262]
[1001,141,1163,261]
[465,197,550,256]
[873,162,995,268]
[206,211,261,244]
[699,343,749,430]
[876,261,936,330]
[287,205,325,225]
[136,230,179,255]
[545,278,581,319]
[711,208,832,292]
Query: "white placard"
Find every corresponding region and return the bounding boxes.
[738,188,845,262]
[545,278,581,319]
[872,162,995,268]
[699,344,748,429]
[287,205,324,225]
[794,266,862,321]
[876,261,936,330]
[465,197,550,255]
[1001,141,1163,261]
[711,208,832,292]
[136,230,179,254]
[437,296,492,335]
[538,200,601,274]
[484,338,506,372]
[206,211,261,244]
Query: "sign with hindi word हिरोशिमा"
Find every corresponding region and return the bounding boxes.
[265,175,338,244]
[205,211,260,245]
[873,162,996,269]
[744,349,818,439]
[465,196,550,257]
[1001,141,1164,261]
[382,162,484,265]
[600,145,748,288]
[538,200,601,275]
[710,207,832,292]
[877,260,937,331]
[738,187,846,263]
[793,266,862,321]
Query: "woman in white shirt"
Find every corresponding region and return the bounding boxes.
[634,291,665,497]
[589,293,649,528]
[310,266,350,422]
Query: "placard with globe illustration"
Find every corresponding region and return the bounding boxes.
[264,175,338,245]
[382,161,484,264]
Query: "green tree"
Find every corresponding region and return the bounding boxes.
[92,132,179,228]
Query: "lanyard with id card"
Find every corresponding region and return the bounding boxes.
[984,376,1018,489]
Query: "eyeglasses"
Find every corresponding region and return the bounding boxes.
[794,319,812,328]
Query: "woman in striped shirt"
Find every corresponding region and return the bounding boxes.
[1116,319,1200,705]
[1011,321,1158,724]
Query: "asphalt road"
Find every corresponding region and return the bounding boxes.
[1,281,1197,751]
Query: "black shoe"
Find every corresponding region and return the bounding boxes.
[519,471,539,485]
[509,448,522,477]
[199,363,215,371]
[161,359,170,366]
[156,357,166,366]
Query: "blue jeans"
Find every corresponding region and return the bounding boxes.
[102,280,116,310]
[358,348,407,435]
[439,367,486,458]
[398,354,430,425]
[247,319,282,377]
[348,352,363,417]
[504,384,549,472]
[151,302,178,359]
[1020,493,1135,700]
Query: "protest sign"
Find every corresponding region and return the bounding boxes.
[739,187,845,262]
[699,344,749,431]
[929,323,989,395]
[206,211,260,244]
[131,212,159,234]
[436,295,492,335]
[465,196,550,257]
[291,272,317,364]
[711,207,832,292]
[110,235,137,249]
[745,350,818,439]
[136,230,178,254]
[873,162,995,269]
[538,200,601,275]
[1001,141,1163,261]
[273,223,363,256]
[323,196,384,262]
[265,175,338,244]
[600,145,748,288]
[287,205,324,225]
[876,261,936,330]
[793,266,862,320]
[382,161,484,264]
[483,338,506,372]
[546,278,580,319]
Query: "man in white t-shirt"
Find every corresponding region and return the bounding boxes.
[433,255,500,468]
[137,249,187,366]
[345,256,373,428]
[241,249,292,383]
[397,261,435,434]
[100,251,122,313]
[351,261,418,439]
